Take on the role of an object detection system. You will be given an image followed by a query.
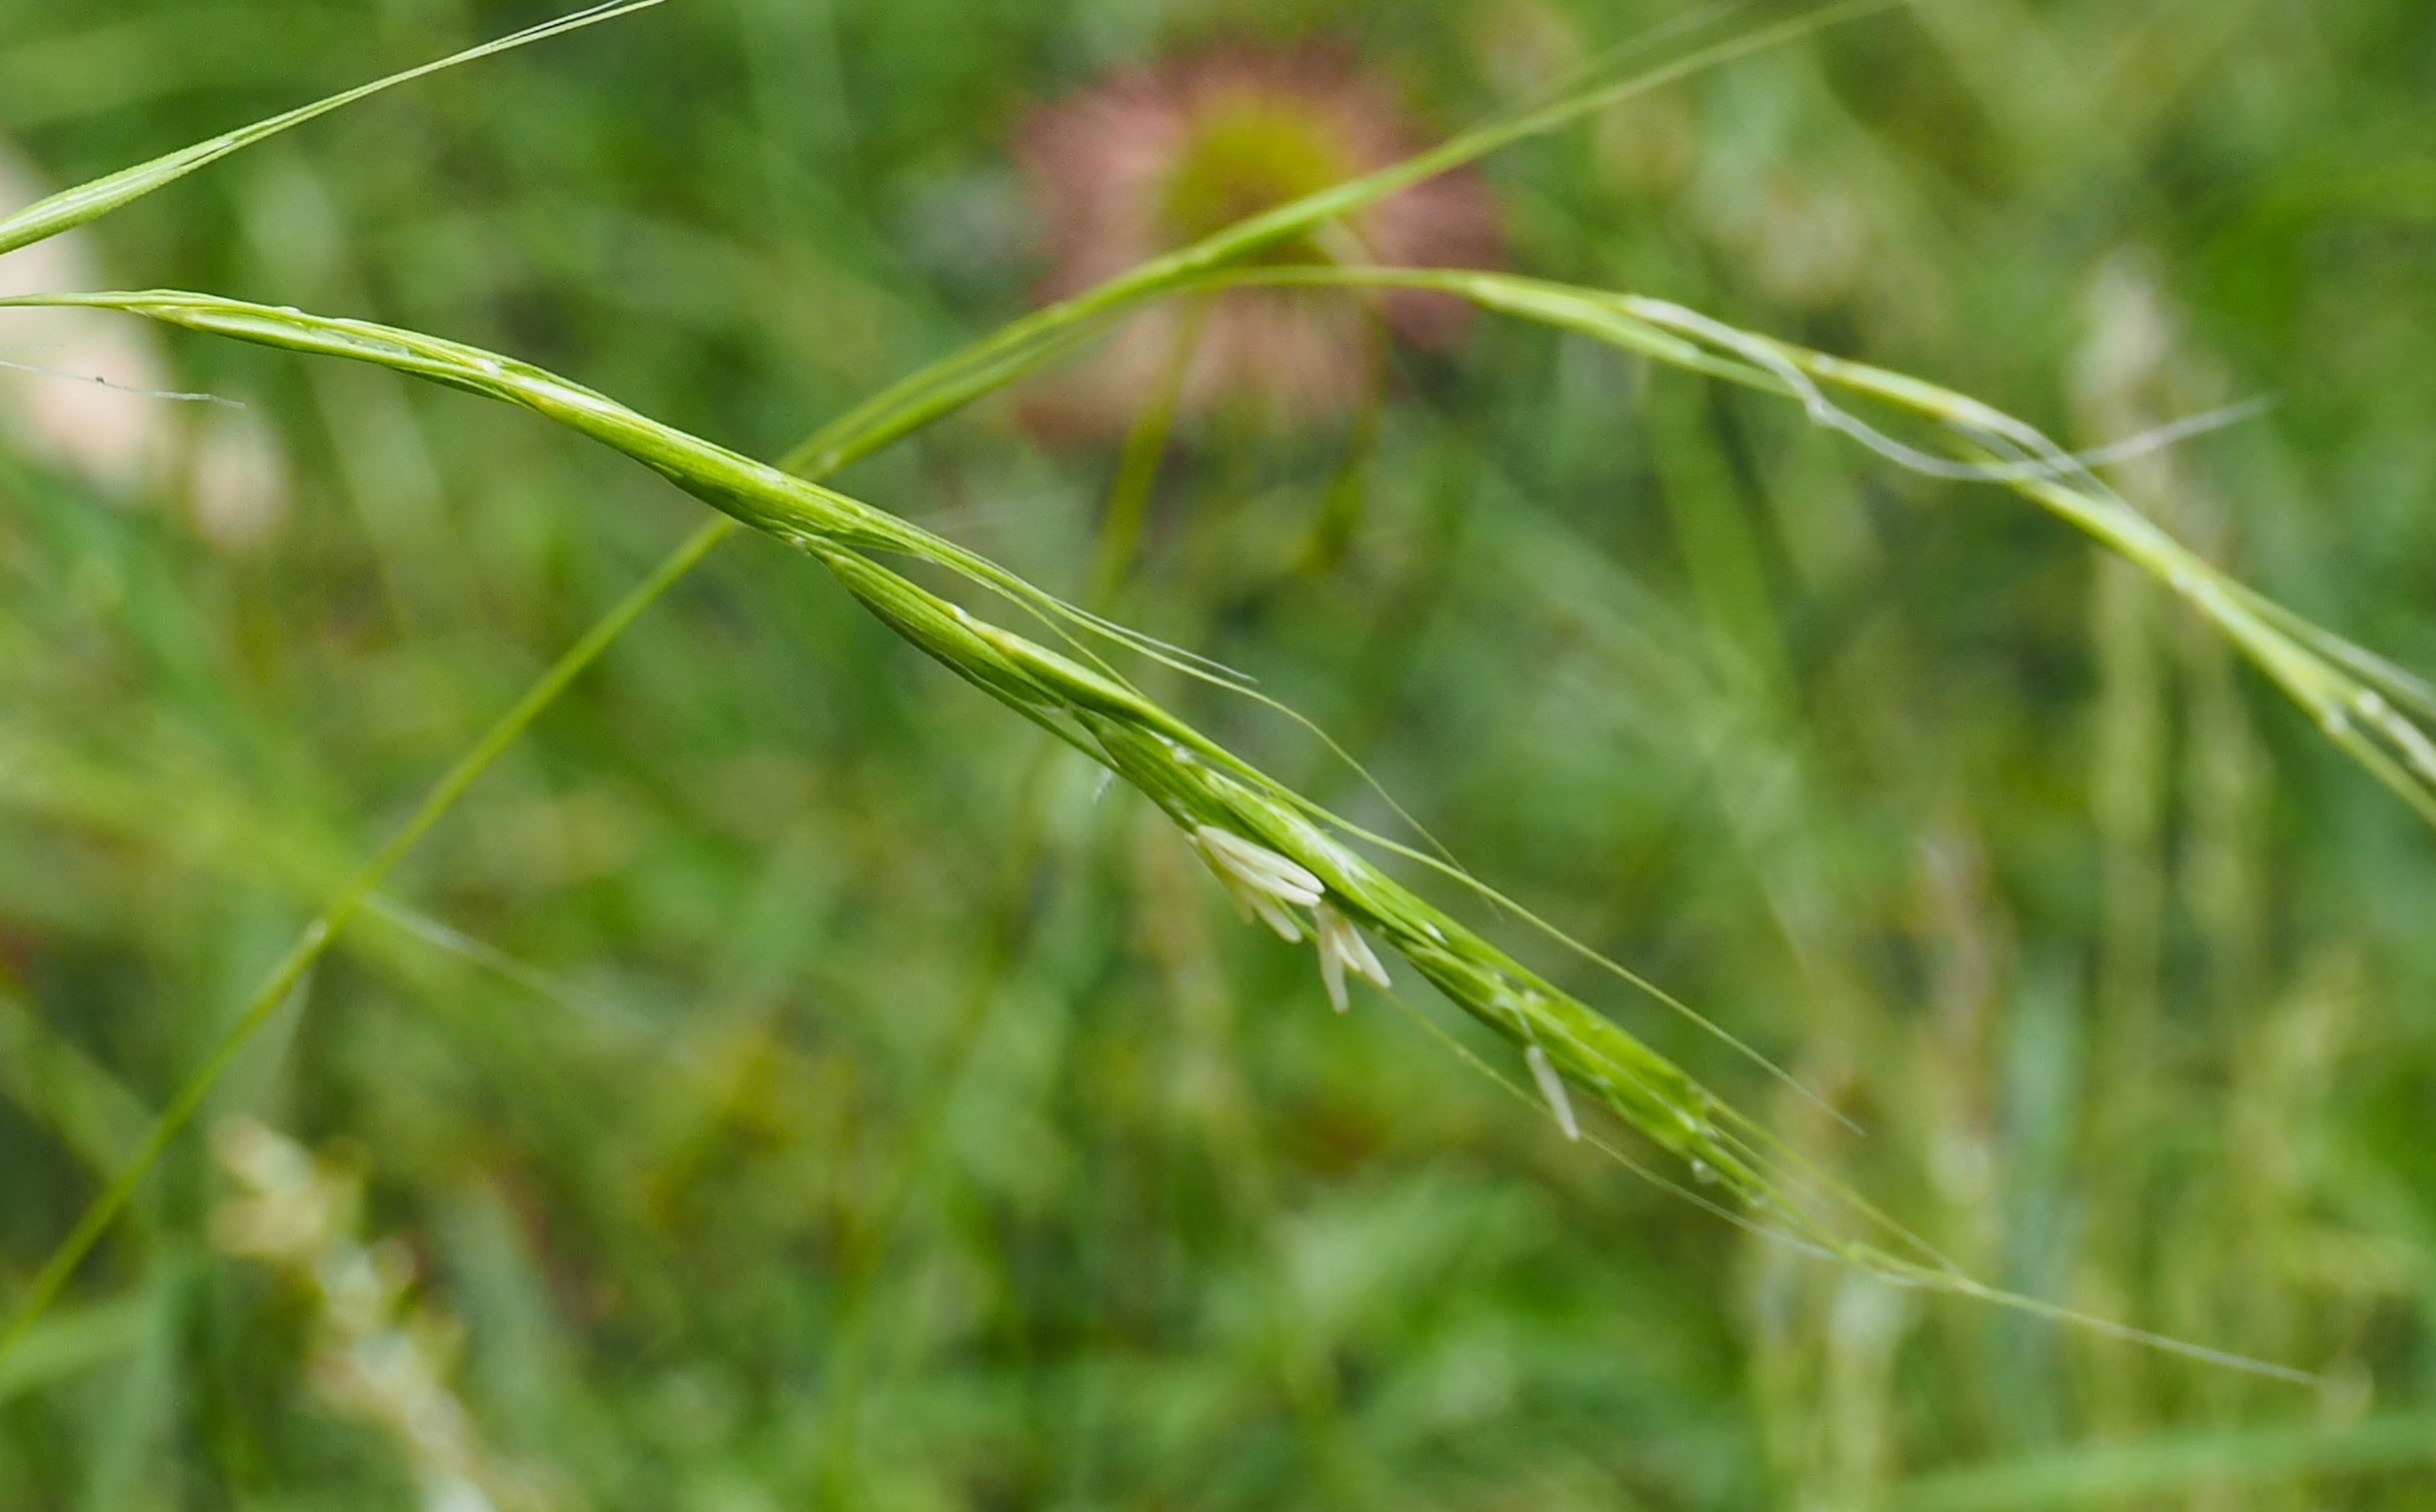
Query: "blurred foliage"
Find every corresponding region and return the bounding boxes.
[3,1,2435,1508]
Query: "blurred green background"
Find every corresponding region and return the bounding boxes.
[3,1,2435,1507]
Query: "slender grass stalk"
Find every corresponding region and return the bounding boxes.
[1084,301,1209,603]
[0,0,667,260]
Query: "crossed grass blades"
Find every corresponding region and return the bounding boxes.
[1,0,2416,1380]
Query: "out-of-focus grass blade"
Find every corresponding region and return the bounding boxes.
[0,1297,147,1406]
[0,988,150,1176]
[0,0,665,259]
[75,1261,187,1512]
[1887,1415,2436,1511]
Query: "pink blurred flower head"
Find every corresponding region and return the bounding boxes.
[1015,44,1500,437]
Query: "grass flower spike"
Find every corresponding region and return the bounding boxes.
[1314,901,1390,1012]
[1190,821,1324,940]
[1525,1043,1582,1141]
